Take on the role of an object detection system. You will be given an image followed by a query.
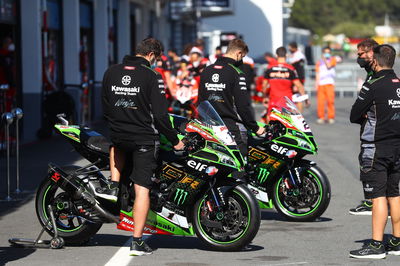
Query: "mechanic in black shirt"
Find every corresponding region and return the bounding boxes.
[199,39,265,156]
[101,38,184,256]
[349,44,400,259]
[349,39,379,215]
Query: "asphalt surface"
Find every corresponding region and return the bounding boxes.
[1,97,399,265]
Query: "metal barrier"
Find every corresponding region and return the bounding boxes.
[304,63,365,98]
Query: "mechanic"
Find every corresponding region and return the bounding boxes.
[349,44,400,259]
[101,37,184,256]
[198,39,265,157]
[348,39,379,216]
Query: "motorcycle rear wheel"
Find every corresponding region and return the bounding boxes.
[193,184,260,251]
[272,165,331,222]
[35,166,102,245]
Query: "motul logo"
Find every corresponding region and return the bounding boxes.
[187,160,208,171]
[271,144,288,154]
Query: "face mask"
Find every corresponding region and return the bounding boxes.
[192,61,200,68]
[357,57,370,68]
[323,53,331,58]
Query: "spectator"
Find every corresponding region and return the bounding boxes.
[315,46,337,124]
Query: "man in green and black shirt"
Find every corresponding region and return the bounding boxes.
[198,39,265,156]
[349,44,400,259]
[349,39,379,215]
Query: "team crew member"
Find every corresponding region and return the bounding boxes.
[263,46,307,120]
[199,39,265,156]
[101,38,184,256]
[349,44,400,259]
[349,39,379,216]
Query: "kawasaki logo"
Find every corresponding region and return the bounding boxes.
[258,168,270,184]
[187,160,208,171]
[174,188,188,205]
[271,144,289,154]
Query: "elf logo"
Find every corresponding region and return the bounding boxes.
[271,144,288,154]
[187,160,208,171]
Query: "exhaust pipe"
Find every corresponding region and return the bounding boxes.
[48,163,120,224]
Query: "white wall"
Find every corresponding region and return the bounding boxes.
[202,0,283,59]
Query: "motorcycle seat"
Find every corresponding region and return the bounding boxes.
[80,129,111,154]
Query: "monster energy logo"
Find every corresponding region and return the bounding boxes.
[174,188,188,205]
[258,168,270,184]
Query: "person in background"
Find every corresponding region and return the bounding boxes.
[263,46,307,122]
[315,46,336,124]
[288,42,306,111]
[209,46,222,64]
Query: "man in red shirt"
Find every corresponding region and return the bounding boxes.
[263,46,307,120]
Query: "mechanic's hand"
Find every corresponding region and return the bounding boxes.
[256,126,266,136]
[174,140,185,150]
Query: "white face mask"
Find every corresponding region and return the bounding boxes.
[192,61,200,67]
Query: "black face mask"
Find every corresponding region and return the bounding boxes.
[235,59,243,67]
[357,57,370,68]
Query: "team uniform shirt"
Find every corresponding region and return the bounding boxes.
[316,57,337,86]
[264,62,299,112]
[350,69,400,144]
[102,56,179,145]
[198,57,258,132]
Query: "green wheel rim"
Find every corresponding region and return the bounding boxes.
[197,190,251,244]
[275,170,323,217]
[42,184,84,233]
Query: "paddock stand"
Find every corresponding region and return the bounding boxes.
[9,205,65,249]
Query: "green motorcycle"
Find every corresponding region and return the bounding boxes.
[246,97,331,221]
[35,101,260,251]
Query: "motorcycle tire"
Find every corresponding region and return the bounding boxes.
[272,165,331,222]
[193,184,260,251]
[35,166,102,245]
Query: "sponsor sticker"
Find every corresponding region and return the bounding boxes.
[124,66,135,70]
[214,65,223,69]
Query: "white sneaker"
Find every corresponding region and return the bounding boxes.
[316,118,325,124]
[328,119,335,124]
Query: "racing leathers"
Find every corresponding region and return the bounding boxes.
[199,57,259,156]
[102,55,179,146]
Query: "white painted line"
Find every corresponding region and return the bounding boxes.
[104,237,133,266]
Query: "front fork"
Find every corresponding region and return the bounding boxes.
[283,161,306,190]
[204,180,228,220]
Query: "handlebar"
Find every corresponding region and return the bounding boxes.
[56,113,69,126]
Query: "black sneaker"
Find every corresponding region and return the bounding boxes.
[349,200,372,215]
[95,185,118,202]
[130,240,153,256]
[349,241,386,259]
[386,237,400,255]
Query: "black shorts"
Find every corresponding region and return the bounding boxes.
[112,139,159,189]
[359,143,400,199]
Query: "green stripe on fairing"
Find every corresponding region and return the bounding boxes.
[197,190,251,244]
[275,169,323,217]
[120,210,195,236]
[42,184,83,232]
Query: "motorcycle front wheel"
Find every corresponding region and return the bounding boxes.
[272,165,331,222]
[35,166,102,245]
[193,184,260,251]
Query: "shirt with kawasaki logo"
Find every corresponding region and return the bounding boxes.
[102,56,179,145]
[350,69,400,144]
[198,57,258,132]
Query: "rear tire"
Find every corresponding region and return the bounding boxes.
[35,166,102,245]
[272,165,331,222]
[193,184,260,251]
